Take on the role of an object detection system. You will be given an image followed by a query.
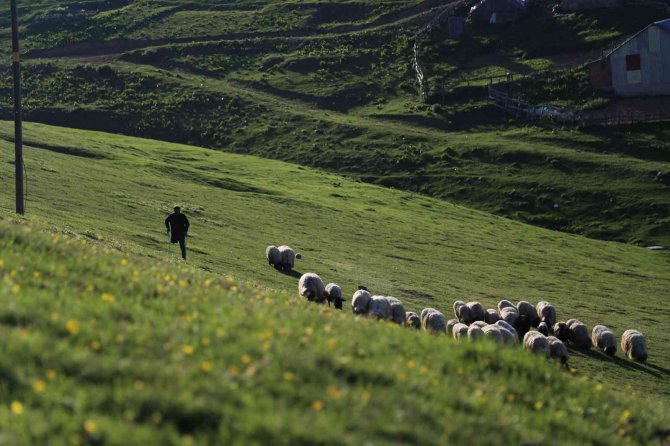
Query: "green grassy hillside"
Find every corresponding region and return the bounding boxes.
[0,0,668,247]
[0,121,668,411]
[1,218,669,445]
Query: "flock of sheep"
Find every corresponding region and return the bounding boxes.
[266,245,649,368]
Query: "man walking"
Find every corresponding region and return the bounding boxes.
[165,206,190,260]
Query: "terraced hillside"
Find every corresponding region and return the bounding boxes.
[0,121,668,409]
[0,1,669,246]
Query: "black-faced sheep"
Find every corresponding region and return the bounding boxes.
[298,273,326,303]
[553,321,569,342]
[452,322,469,340]
[325,283,344,310]
[453,301,473,325]
[567,319,590,349]
[517,301,540,327]
[421,308,447,335]
[485,309,500,324]
[538,322,550,336]
[278,245,296,270]
[351,290,372,315]
[466,302,486,322]
[591,325,617,356]
[498,300,519,326]
[548,336,569,368]
[523,331,549,356]
[536,301,556,328]
[266,245,281,267]
[368,296,392,321]
[406,312,421,329]
[621,329,648,362]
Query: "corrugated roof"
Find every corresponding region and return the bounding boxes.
[654,18,670,31]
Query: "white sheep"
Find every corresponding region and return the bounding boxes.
[277,245,296,270]
[498,300,519,326]
[406,312,421,329]
[368,296,392,321]
[452,322,469,340]
[266,245,281,267]
[385,296,406,326]
[325,283,344,310]
[467,324,484,341]
[421,308,447,335]
[481,324,503,343]
[470,321,488,329]
[495,320,518,339]
[453,301,473,324]
[567,319,590,349]
[351,290,372,315]
[591,325,617,356]
[547,336,569,368]
[485,309,500,324]
[621,329,648,362]
[536,301,556,327]
[466,302,486,322]
[523,331,549,356]
[446,318,459,335]
[498,326,518,346]
[553,321,569,342]
[298,273,326,303]
[517,301,540,327]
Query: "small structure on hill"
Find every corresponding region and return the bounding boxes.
[589,19,670,96]
[469,0,527,24]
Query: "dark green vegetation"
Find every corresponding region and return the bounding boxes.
[0,0,669,246]
[0,122,669,444]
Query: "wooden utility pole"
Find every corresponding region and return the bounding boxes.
[10,0,24,215]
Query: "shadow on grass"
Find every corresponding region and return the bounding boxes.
[572,347,669,378]
[278,267,302,279]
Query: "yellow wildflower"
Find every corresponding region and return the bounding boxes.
[327,386,342,401]
[10,401,23,414]
[83,420,97,434]
[33,379,46,394]
[46,369,57,381]
[201,337,211,347]
[120,258,129,266]
[283,372,295,382]
[312,400,324,411]
[65,320,79,335]
[33,271,41,279]
[534,401,544,410]
[241,354,252,365]
[90,341,101,351]
[101,293,115,303]
[11,284,20,294]
[620,410,632,423]
[181,345,194,355]
[201,361,213,373]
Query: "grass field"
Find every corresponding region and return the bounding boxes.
[0,121,668,413]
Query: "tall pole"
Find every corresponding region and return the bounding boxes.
[10,0,24,215]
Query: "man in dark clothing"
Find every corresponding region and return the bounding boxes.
[165,206,190,260]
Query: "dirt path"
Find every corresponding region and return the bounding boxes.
[25,0,444,60]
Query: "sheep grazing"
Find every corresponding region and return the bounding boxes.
[621,329,648,362]
[538,322,550,336]
[351,290,372,315]
[481,324,503,343]
[385,296,406,326]
[453,301,473,325]
[553,321,569,342]
[567,319,590,349]
[421,308,447,335]
[277,245,296,270]
[548,336,569,368]
[324,283,344,310]
[592,325,617,356]
[536,301,556,327]
[446,318,459,335]
[406,312,421,329]
[368,296,392,321]
[470,321,488,329]
[498,300,519,326]
[466,302,486,322]
[298,273,326,303]
[514,315,531,340]
[266,245,281,268]
[496,319,518,337]
[517,301,540,327]
[498,326,518,346]
[467,325,484,341]
[523,331,549,356]
[485,309,500,324]
[452,323,469,340]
